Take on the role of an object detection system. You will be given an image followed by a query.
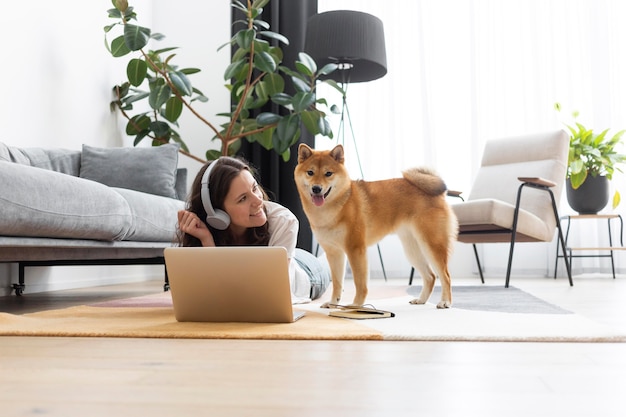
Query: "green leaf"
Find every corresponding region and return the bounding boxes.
[206,149,223,160]
[231,0,248,13]
[150,121,171,138]
[569,158,585,175]
[123,91,149,105]
[180,68,201,75]
[113,0,129,12]
[107,8,122,19]
[127,59,147,86]
[256,112,282,126]
[253,39,270,53]
[148,80,171,109]
[124,24,151,51]
[254,51,277,73]
[252,0,270,9]
[271,93,292,106]
[301,110,321,135]
[318,63,338,76]
[275,114,300,150]
[319,116,333,138]
[291,92,315,112]
[224,59,247,80]
[322,79,345,95]
[110,35,131,57]
[258,73,284,97]
[268,46,283,63]
[126,114,151,135]
[295,61,313,77]
[133,131,149,146]
[235,29,255,50]
[169,70,193,96]
[164,96,183,122]
[280,148,291,162]
[153,47,178,55]
[297,52,317,74]
[254,81,270,103]
[569,168,587,189]
[330,104,341,114]
[258,30,289,45]
[250,127,274,150]
[291,76,310,93]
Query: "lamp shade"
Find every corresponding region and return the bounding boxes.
[304,10,387,83]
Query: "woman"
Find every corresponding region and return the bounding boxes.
[176,156,330,303]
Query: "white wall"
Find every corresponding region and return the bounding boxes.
[0,0,230,294]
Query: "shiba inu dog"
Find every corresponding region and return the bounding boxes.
[294,144,457,309]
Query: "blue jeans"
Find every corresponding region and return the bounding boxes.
[294,248,331,300]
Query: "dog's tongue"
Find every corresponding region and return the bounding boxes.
[312,195,325,207]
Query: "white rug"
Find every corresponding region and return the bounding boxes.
[297,284,626,342]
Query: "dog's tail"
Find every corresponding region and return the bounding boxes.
[402,167,447,196]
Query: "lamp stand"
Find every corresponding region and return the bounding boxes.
[335,81,388,281]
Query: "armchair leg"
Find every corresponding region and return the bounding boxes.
[504,235,517,288]
[551,197,573,286]
[504,181,575,288]
[472,244,485,284]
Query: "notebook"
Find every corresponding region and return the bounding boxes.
[163,246,305,323]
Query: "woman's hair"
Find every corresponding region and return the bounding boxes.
[177,156,270,247]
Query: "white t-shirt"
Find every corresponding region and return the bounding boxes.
[265,201,312,303]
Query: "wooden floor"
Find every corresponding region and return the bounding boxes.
[1,274,625,417]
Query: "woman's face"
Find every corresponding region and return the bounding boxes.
[222,170,267,235]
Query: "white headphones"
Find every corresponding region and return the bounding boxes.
[200,158,231,230]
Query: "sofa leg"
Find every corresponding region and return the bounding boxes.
[11,263,26,296]
[12,283,25,296]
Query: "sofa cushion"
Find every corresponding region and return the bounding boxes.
[0,161,133,241]
[113,188,185,241]
[80,144,179,199]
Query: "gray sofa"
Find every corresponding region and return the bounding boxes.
[0,142,187,295]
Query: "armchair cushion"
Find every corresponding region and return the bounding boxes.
[452,198,552,242]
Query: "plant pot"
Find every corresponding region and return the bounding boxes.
[566,175,609,214]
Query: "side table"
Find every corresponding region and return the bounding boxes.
[554,214,624,279]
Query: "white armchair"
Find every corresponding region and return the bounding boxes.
[450,130,573,287]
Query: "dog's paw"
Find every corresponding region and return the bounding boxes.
[409,298,427,305]
[320,297,341,309]
[436,300,452,309]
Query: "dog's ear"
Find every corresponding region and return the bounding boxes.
[330,145,344,164]
[297,143,313,162]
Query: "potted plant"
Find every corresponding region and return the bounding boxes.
[104,0,342,163]
[555,102,626,214]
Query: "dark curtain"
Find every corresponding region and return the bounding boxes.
[231,0,318,251]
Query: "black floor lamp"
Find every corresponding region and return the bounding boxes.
[304,9,389,279]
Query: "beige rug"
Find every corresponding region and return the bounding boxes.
[1,285,624,342]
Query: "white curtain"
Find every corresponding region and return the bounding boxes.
[315,0,626,276]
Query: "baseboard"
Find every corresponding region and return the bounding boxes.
[0,264,165,296]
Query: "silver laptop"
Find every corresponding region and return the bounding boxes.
[163,246,305,323]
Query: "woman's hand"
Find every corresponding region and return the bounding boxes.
[177,210,215,247]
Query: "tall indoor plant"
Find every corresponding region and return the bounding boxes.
[104,0,341,163]
[555,102,626,213]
